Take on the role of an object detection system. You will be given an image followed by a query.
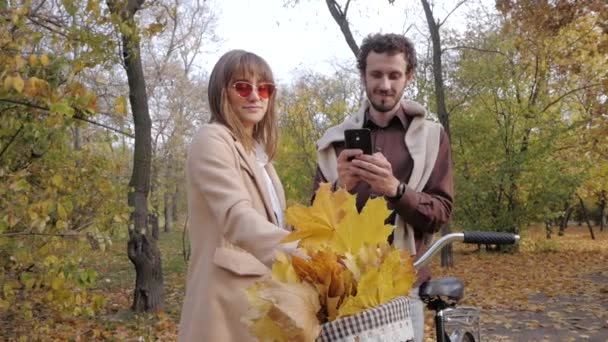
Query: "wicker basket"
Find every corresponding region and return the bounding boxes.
[316,296,414,342]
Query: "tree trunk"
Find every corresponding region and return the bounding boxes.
[599,190,606,232]
[325,0,360,59]
[149,160,158,233]
[421,0,454,266]
[440,223,453,267]
[558,202,573,236]
[164,191,172,233]
[163,156,173,233]
[149,213,159,240]
[108,0,164,312]
[72,126,82,150]
[421,0,450,135]
[577,194,596,240]
[182,215,191,263]
[172,189,179,223]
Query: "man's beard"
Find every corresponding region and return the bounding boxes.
[367,87,405,113]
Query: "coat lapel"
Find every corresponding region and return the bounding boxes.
[233,140,278,225]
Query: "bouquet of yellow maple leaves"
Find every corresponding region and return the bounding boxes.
[243,183,416,341]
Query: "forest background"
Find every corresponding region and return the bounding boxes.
[1,0,607,340]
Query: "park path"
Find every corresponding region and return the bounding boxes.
[424,228,608,342]
[445,269,608,342]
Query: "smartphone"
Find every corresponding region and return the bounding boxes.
[344,128,373,156]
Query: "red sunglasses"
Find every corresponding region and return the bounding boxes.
[231,81,275,99]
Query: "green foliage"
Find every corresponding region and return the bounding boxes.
[275,70,361,203]
[449,4,607,233]
[0,0,130,324]
[1,237,107,318]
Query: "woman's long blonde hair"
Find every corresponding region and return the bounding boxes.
[207,50,278,159]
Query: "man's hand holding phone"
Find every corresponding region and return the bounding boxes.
[337,149,363,191]
[338,128,372,191]
[351,153,400,197]
[341,128,399,196]
[337,129,373,191]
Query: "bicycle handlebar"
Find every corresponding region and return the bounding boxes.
[413,231,520,269]
[462,231,519,245]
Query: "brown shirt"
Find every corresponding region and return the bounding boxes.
[312,111,454,285]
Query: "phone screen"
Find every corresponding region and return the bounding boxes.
[344,129,372,155]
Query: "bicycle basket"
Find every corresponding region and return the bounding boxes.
[316,296,414,342]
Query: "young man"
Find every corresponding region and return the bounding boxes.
[313,33,454,342]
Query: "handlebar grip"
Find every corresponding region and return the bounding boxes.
[462,231,519,245]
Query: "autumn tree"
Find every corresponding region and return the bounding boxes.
[275,69,361,203]
[414,0,469,265]
[107,0,164,312]
[142,0,218,234]
[0,0,131,330]
[450,0,607,235]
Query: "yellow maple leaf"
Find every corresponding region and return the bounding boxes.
[244,287,290,342]
[337,267,381,318]
[283,183,354,248]
[260,281,321,341]
[338,249,415,318]
[377,249,415,304]
[250,315,289,341]
[243,282,274,336]
[342,245,380,281]
[291,249,357,322]
[249,182,417,333]
[292,250,346,297]
[244,279,321,341]
[331,195,393,254]
[271,252,300,283]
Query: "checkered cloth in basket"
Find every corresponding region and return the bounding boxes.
[316,296,414,342]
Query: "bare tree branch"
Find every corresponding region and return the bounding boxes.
[343,0,351,16]
[541,82,604,114]
[444,45,510,59]
[26,15,70,38]
[438,0,467,28]
[0,232,84,238]
[325,0,360,59]
[0,124,24,160]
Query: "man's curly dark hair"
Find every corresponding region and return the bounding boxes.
[357,33,417,77]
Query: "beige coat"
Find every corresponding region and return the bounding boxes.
[178,123,290,341]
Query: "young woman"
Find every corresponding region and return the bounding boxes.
[178,50,292,341]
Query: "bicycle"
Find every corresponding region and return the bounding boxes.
[413,231,520,342]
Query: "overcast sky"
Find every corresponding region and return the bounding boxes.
[200,0,493,83]
[200,0,413,83]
